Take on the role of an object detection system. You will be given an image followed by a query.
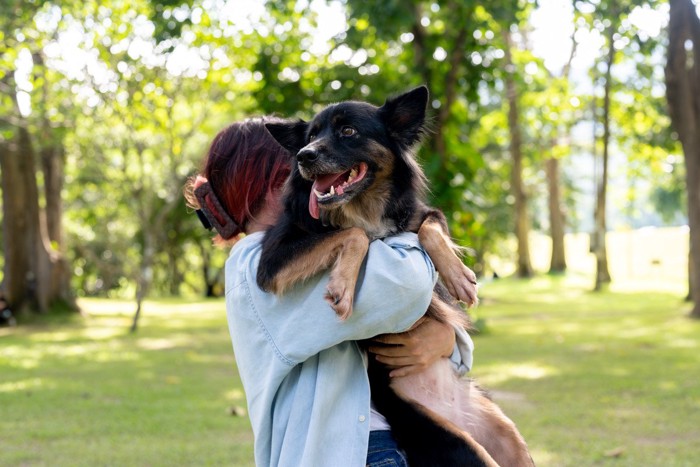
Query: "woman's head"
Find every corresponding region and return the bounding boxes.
[186,117,291,242]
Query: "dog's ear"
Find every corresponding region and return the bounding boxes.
[265,119,308,154]
[378,86,429,147]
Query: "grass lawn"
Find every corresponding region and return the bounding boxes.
[0,299,255,466]
[1,276,697,466]
[473,275,698,467]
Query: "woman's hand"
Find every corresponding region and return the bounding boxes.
[367,316,455,378]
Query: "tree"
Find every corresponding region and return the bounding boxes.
[67,0,236,330]
[546,157,567,272]
[666,0,700,318]
[592,19,616,291]
[577,0,664,290]
[503,26,534,277]
[543,25,580,274]
[0,0,75,314]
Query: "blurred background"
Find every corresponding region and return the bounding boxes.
[1,0,698,466]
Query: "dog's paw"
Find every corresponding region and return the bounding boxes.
[443,263,479,307]
[325,282,354,320]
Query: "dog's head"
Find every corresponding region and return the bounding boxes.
[266,86,429,222]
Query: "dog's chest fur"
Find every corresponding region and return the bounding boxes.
[321,178,398,238]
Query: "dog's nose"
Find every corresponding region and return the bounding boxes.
[296,148,319,165]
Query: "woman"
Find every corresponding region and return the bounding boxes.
[186,117,473,466]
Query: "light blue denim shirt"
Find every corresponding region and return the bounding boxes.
[225,231,473,467]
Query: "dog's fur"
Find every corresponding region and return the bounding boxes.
[258,86,534,466]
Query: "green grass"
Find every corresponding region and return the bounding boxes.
[473,275,698,467]
[0,299,254,467]
[1,278,697,466]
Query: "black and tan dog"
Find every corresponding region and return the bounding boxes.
[258,86,534,466]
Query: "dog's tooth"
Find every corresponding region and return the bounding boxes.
[330,185,335,195]
[349,168,357,179]
[314,189,331,200]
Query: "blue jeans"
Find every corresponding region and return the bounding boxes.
[366,430,408,467]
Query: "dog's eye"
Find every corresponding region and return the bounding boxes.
[308,134,316,141]
[340,126,357,137]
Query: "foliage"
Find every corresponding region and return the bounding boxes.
[0,0,685,301]
[650,154,686,224]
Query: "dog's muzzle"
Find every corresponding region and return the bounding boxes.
[296,147,319,166]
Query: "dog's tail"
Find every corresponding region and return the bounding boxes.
[367,359,499,467]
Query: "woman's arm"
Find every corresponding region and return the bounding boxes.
[229,232,437,365]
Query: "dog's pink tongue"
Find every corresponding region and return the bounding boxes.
[309,191,320,219]
[309,173,344,219]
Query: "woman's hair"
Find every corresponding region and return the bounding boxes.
[185,116,292,243]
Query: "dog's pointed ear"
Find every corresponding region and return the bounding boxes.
[378,86,429,147]
[265,119,308,154]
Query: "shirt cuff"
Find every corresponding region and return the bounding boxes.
[449,325,474,376]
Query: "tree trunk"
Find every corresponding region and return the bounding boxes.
[546,157,567,273]
[38,130,74,309]
[131,237,154,333]
[0,125,54,312]
[412,1,469,180]
[411,3,431,92]
[198,242,219,298]
[544,28,578,275]
[0,52,75,315]
[688,245,693,302]
[593,26,615,291]
[666,0,700,318]
[36,50,66,250]
[504,29,533,278]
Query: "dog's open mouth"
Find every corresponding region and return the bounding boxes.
[309,162,369,219]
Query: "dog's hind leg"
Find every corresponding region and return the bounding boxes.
[417,210,478,307]
[459,383,535,467]
[391,358,535,467]
[369,359,499,467]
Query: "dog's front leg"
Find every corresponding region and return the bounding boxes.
[262,226,369,319]
[418,212,478,307]
[324,227,369,319]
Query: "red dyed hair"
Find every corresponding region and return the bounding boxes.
[186,117,291,242]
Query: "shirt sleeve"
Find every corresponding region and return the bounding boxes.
[449,325,474,376]
[231,232,437,365]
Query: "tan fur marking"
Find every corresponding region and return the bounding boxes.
[426,295,470,329]
[470,388,535,466]
[390,378,500,467]
[392,359,535,467]
[326,142,396,238]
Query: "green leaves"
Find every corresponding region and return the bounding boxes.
[0,0,677,298]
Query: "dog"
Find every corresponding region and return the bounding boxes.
[258,86,534,466]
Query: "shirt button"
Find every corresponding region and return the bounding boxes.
[358,415,366,422]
